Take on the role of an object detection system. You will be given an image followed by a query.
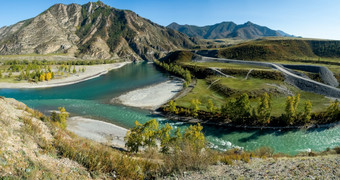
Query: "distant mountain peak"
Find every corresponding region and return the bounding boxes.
[167,21,289,40]
[244,21,254,25]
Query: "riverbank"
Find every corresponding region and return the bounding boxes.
[67,116,128,149]
[162,112,340,130]
[112,79,184,110]
[0,62,130,88]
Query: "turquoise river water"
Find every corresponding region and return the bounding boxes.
[0,62,339,155]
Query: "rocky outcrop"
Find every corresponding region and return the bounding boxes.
[0,2,197,60]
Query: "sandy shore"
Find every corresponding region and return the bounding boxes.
[113,79,184,109]
[67,116,128,148]
[0,62,129,88]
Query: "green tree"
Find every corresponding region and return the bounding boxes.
[142,119,159,148]
[169,100,178,114]
[125,121,144,153]
[0,70,2,78]
[207,99,217,113]
[159,123,173,153]
[282,94,301,125]
[125,119,160,152]
[324,100,340,123]
[183,81,189,88]
[184,123,205,150]
[17,71,25,81]
[50,107,69,129]
[302,100,312,123]
[255,93,272,125]
[8,70,12,78]
[223,93,252,124]
[58,107,68,129]
[184,70,192,83]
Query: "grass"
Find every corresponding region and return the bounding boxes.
[269,91,329,116]
[182,61,271,70]
[217,77,280,91]
[0,78,23,83]
[175,76,330,116]
[176,79,226,111]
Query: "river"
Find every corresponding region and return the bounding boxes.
[0,62,339,155]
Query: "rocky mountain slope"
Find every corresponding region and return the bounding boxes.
[0,2,197,60]
[0,97,91,179]
[167,21,293,39]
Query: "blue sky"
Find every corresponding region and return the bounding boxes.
[0,0,339,40]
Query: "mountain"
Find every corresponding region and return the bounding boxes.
[167,21,291,40]
[0,2,197,60]
[277,30,295,37]
[217,38,340,61]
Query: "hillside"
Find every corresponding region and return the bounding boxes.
[167,21,291,40]
[0,2,197,60]
[0,97,91,179]
[217,38,340,61]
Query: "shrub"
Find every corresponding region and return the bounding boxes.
[50,107,68,129]
[255,147,274,158]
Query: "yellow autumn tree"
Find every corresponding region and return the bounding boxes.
[40,72,46,81]
[169,100,178,114]
[190,99,201,117]
[46,72,52,81]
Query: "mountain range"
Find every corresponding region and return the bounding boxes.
[167,21,294,40]
[0,2,197,60]
[0,2,297,60]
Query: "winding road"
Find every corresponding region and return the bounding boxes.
[195,56,340,98]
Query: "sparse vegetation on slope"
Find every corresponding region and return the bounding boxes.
[218,38,340,61]
[0,2,198,60]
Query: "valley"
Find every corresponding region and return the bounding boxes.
[0,1,339,179]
